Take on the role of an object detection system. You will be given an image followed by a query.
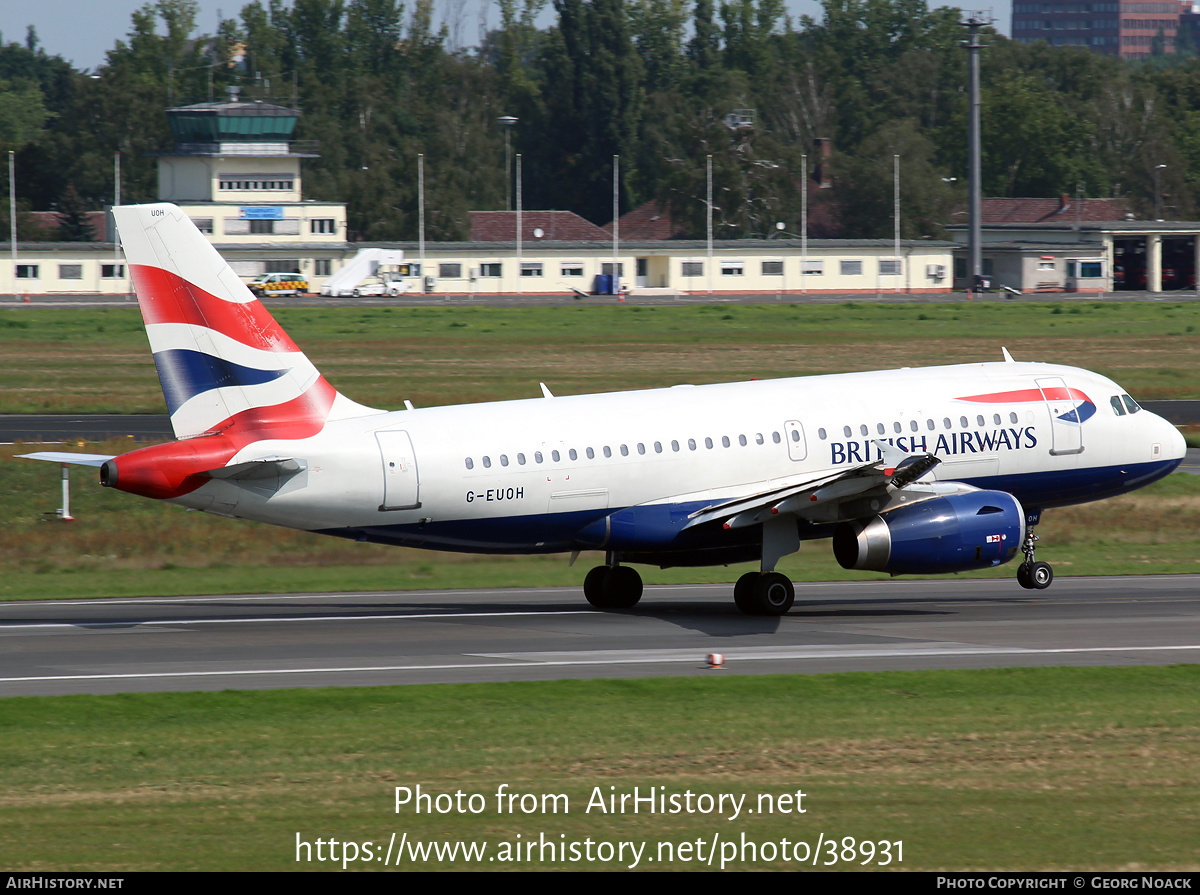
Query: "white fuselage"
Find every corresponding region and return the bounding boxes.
[167,360,1185,558]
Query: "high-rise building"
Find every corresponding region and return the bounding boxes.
[1012,1,1183,58]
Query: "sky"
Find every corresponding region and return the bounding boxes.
[1,0,1010,74]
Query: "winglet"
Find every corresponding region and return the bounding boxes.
[540,383,554,399]
[1002,346,1015,362]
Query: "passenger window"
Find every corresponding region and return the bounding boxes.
[860,424,869,436]
[569,449,577,460]
[976,415,985,426]
[843,425,852,437]
[552,450,561,462]
[586,447,595,459]
[722,436,731,447]
[893,422,902,433]
[500,454,509,467]
[877,423,886,435]
[993,414,1001,425]
[654,442,663,453]
[739,434,747,446]
[773,432,781,443]
[1110,395,1126,416]
[818,428,827,440]
[927,419,935,430]
[465,458,474,470]
[944,418,952,429]
[517,453,525,465]
[704,437,714,449]
[535,451,543,463]
[910,420,918,432]
[672,440,680,452]
[1010,412,1018,424]
[755,433,764,445]
[603,446,612,458]
[483,456,492,468]
[791,429,801,442]
[688,439,697,451]
[960,416,968,428]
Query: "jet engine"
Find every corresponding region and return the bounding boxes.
[832,490,1024,575]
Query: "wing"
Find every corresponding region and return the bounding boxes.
[682,441,941,531]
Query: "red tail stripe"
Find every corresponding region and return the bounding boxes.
[130,264,302,354]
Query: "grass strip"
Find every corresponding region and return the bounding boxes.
[0,667,1196,871]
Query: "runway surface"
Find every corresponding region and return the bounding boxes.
[1,575,1197,697]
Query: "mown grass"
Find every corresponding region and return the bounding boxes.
[0,668,1196,870]
[3,301,1200,413]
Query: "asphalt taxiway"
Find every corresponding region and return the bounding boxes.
[1,575,1197,697]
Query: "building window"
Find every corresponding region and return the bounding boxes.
[561,263,584,277]
[102,263,125,278]
[802,260,824,276]
[761,260,784,276]
[601,262,624,276]
[720,260,745,276]
[520,262,543,277]
[219,178,293,191]
[879,259,901,276]
[16,264,38,279]
[480,263,502,278]
[58,264,83,280]
[264,260,301,273]
[310,219,336,234]
[841,260,863,276]
[191,218,214,234]
[439,263,462,278]
[681,261,703,276]
[313,259,332,276]
[250,220,275,235]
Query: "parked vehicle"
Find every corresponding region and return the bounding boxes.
[249,273,308,296]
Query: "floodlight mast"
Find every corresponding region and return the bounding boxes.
[962,14,989,298]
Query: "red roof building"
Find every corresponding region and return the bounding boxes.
[468,210,610,242]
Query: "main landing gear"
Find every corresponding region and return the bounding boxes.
[583,562,643,609]
[733,571,795,616]
[1016,527,1053,590]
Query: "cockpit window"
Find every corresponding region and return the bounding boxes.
[1110,395,1126,416]
[1122,394,1141,414]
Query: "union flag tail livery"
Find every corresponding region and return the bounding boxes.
[19,203,1188,614]
[114,203,378,441]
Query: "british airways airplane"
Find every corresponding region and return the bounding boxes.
[20,204,1187,615]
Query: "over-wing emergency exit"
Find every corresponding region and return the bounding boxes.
[20,204,1187,615]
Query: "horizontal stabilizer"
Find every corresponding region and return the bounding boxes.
[200,457,307,481]
[16,452,116,467]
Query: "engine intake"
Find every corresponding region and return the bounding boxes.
[833,490,1025,575]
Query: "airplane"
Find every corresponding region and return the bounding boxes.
[19,204,1187,615]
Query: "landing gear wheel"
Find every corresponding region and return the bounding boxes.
[734,572,760,614]
[1017,562,1034,590]
[1029,561,1053,590]
[352,287,361,297]
[583,565,609,608]
[752,572,794,616]
[602,565,643,609]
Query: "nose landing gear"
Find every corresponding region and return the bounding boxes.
[1016,529,1053,590]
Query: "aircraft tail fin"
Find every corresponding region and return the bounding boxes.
[112,203,380,441]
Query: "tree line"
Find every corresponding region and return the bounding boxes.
[2,0,1200,242]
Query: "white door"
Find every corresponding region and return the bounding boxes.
[376,430,421,509]
[1035,377,1084,456]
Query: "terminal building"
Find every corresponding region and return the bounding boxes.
[2,99,1198,298]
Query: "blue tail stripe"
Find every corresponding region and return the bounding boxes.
[153,348,289,414]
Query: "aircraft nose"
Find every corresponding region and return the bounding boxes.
[1165,417,1187,461]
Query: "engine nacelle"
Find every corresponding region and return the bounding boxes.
[832,490,1025,575]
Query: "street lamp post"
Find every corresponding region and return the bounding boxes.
[1154,164,1167,220]
[498,116,517,211]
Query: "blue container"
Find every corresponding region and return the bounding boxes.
[593,274,614,295]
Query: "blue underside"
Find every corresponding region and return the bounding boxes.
[314,457,1181,562]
